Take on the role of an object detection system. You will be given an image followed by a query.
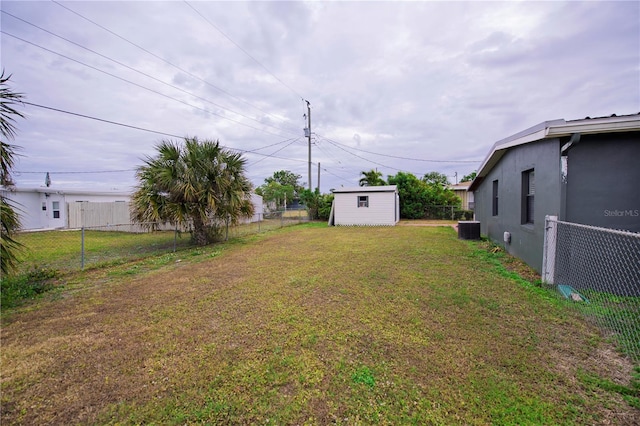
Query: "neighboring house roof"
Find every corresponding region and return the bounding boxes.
[450,181,472,191]
[1,186,131,197]
[469,113,640,192]
[332,185,398,194]
[3,186,263,199]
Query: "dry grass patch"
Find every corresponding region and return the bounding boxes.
[1,224,638,424]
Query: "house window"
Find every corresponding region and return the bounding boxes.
[492,180,499,216]
[357,195,369,208]
[52,201,60,219]
[522,169,535,224]
[41,202,46,211]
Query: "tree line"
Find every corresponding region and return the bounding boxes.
[256,168,473,221]
[357,169,471,220]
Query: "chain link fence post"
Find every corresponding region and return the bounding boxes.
[81,227,85,270]
[542,215,557,284]
[174,224,177,253]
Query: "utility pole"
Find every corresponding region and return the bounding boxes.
[305,100,312,191]
[317,162,321,193]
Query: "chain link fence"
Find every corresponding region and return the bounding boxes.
[424,205,474,221]
[542,215,640,362]
[13,212,308,274]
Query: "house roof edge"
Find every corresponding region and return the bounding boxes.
[468,113,640,192]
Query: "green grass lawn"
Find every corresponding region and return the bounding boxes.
[1,224,638,424]
[12,229,188,273]
[11,219,304,275]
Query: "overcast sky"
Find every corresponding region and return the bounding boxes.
[2,0,638,193]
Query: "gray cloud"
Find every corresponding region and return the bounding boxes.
[1,1,638,191]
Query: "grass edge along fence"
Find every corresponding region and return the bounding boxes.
[80,222,182,270]
[80,212,308,270]
[12,211,308,275]
[542,215,640,363]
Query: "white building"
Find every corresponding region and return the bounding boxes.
[449,181,475,211]
[247,193,264,223]
[1,186,264,231]
[329,185,400,226]
[1,186,130,231]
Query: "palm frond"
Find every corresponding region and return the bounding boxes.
[130,137,254,244]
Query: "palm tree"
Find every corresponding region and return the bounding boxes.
[1,71,25,276]
[359,169,385,187]
[215,150,254,240]
[1,195,22,275]
[130,137,254,245]
[1,71,24,186]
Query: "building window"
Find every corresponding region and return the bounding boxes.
[52,201,60,219]
[522,169,535,224]
[492,180,499,216]
[357,195,369,208]
[41,202,46,211]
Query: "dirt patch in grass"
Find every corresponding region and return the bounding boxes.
[1,225,638,424]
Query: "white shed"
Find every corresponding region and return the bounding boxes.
[329,185,399,226]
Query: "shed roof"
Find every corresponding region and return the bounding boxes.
[469,113,640,192]
[332,185,397,194]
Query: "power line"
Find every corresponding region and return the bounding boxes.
[315,136,480,187]
[1,10,299,138]
[317,135,453,178]
[184,1,304,100]
[20,101,309,164]
[319,136,404,172]
[50,0,295,130]
[3,31,292,139]
[16,169,135,174]
[313,134,482,181]
[23,101,183,138]
[248,138,301,166]
[317,133,481,163]
[243,137,300,153]
[314,139,344,167]
[320,165,354,186]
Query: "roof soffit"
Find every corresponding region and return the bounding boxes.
[469,114,640,192]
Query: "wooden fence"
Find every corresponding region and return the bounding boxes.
[68,202,176,232]
[68,202,130,228]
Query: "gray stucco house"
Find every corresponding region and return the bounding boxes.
[469,113,640,273]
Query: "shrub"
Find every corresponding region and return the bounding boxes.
[300,190,334,221]
[317,194,334,221]
[454,210,474,221]
[1,266,59,309]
